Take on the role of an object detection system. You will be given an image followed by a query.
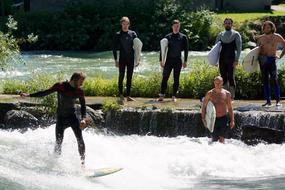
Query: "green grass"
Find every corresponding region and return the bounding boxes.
[2,63,285,100]
[216,10,285,23]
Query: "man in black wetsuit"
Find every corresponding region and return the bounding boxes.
[20,72,87,166]
[215,18,242,100]
[113,16,138,101]
[158,19,189,102]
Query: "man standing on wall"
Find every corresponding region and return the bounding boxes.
[257,21,285,107]
[113,16,138,102]
[158,19,189,102]
[215,18,242,100]
[201,76,234,143]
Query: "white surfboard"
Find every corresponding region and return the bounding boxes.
[242,46,260,73]
[86,167,123,178]
[160,38,168,66]
[207,41,221,66]
[206,101,216,133]
[133,38,143,67]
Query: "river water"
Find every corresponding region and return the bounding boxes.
[1,126,285,190]
[1,51,285,189]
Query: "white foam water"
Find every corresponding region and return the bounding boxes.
[0,126,285,190]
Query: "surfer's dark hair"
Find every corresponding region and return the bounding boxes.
[262,21,276,33]
[172,19,180,25]
[120,16,130,24]
[70,72,86,81]
[224,18,233,24]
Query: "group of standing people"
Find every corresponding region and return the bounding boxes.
[19,16,284,165]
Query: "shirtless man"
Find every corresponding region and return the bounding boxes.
[201,76,234,143]
[257,21,285,107]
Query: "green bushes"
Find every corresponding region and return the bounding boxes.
[0,0,218,51]
[3,63,285,100]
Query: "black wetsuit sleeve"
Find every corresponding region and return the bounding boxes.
[29,83,59,97]
[183,35,189,63]
[112,33,119,61]
[79,94,86,119]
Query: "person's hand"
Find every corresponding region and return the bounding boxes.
[115,61,119,68]
[80,119,86,129]
[182,62,187,69]
[230,121,235,129]
[20,93,29,98]
[160,61,164,68]
[233,61,239,67]
[276,55,280,59]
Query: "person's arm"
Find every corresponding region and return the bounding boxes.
[112,33,119,66]
[276,34,285,59]
[183,35,189,67]
[235,32,242,62]
[79,95,86,120]
[215,32,221,44]
[21,83,60,97]
[226,92,234,129]
[79,92,87,129]
[201,91,211,128]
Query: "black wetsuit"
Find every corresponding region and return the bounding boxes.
[160,32,189,96]
[30,81,86,162]
[219,41,236,88]
[113,30,137,96]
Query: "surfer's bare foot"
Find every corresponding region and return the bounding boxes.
[276,101,282,107]
[126,96,135,101]
[172,96,177,102]
[262,102,272,107]
[119,95,124,101]
[157,94,164,102]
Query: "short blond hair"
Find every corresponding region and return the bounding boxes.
[120,16,130,24]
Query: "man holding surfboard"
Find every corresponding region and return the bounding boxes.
[201,76,234,143]
[256,21,285,107]
[158,19,189,102]
[112,16,139,102]
[20,72,87,167]
[215,18,242,100]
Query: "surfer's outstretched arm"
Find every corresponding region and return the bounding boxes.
[20,83,60,98]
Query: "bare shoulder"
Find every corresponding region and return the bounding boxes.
[274,33,284,40]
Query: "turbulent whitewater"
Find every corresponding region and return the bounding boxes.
[1,125,285,190]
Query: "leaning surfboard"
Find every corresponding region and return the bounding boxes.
[206,101,216,133]
[86,167,123,178]
[207,41,221,66]
[133,38,143,67]
[160,38,168,66]
[242,46,260,73]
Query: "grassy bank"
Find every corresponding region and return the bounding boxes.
[2,63,285,100]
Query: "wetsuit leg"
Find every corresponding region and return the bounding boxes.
[260,62,271,103]
[126,60,134,96]
[70,115,85,163]
[269,61,280,102]
[118,60,127,95]
[54,116,65,155]
[219,61,229,88]
[172,59,182,96]
[160,60,173,95]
